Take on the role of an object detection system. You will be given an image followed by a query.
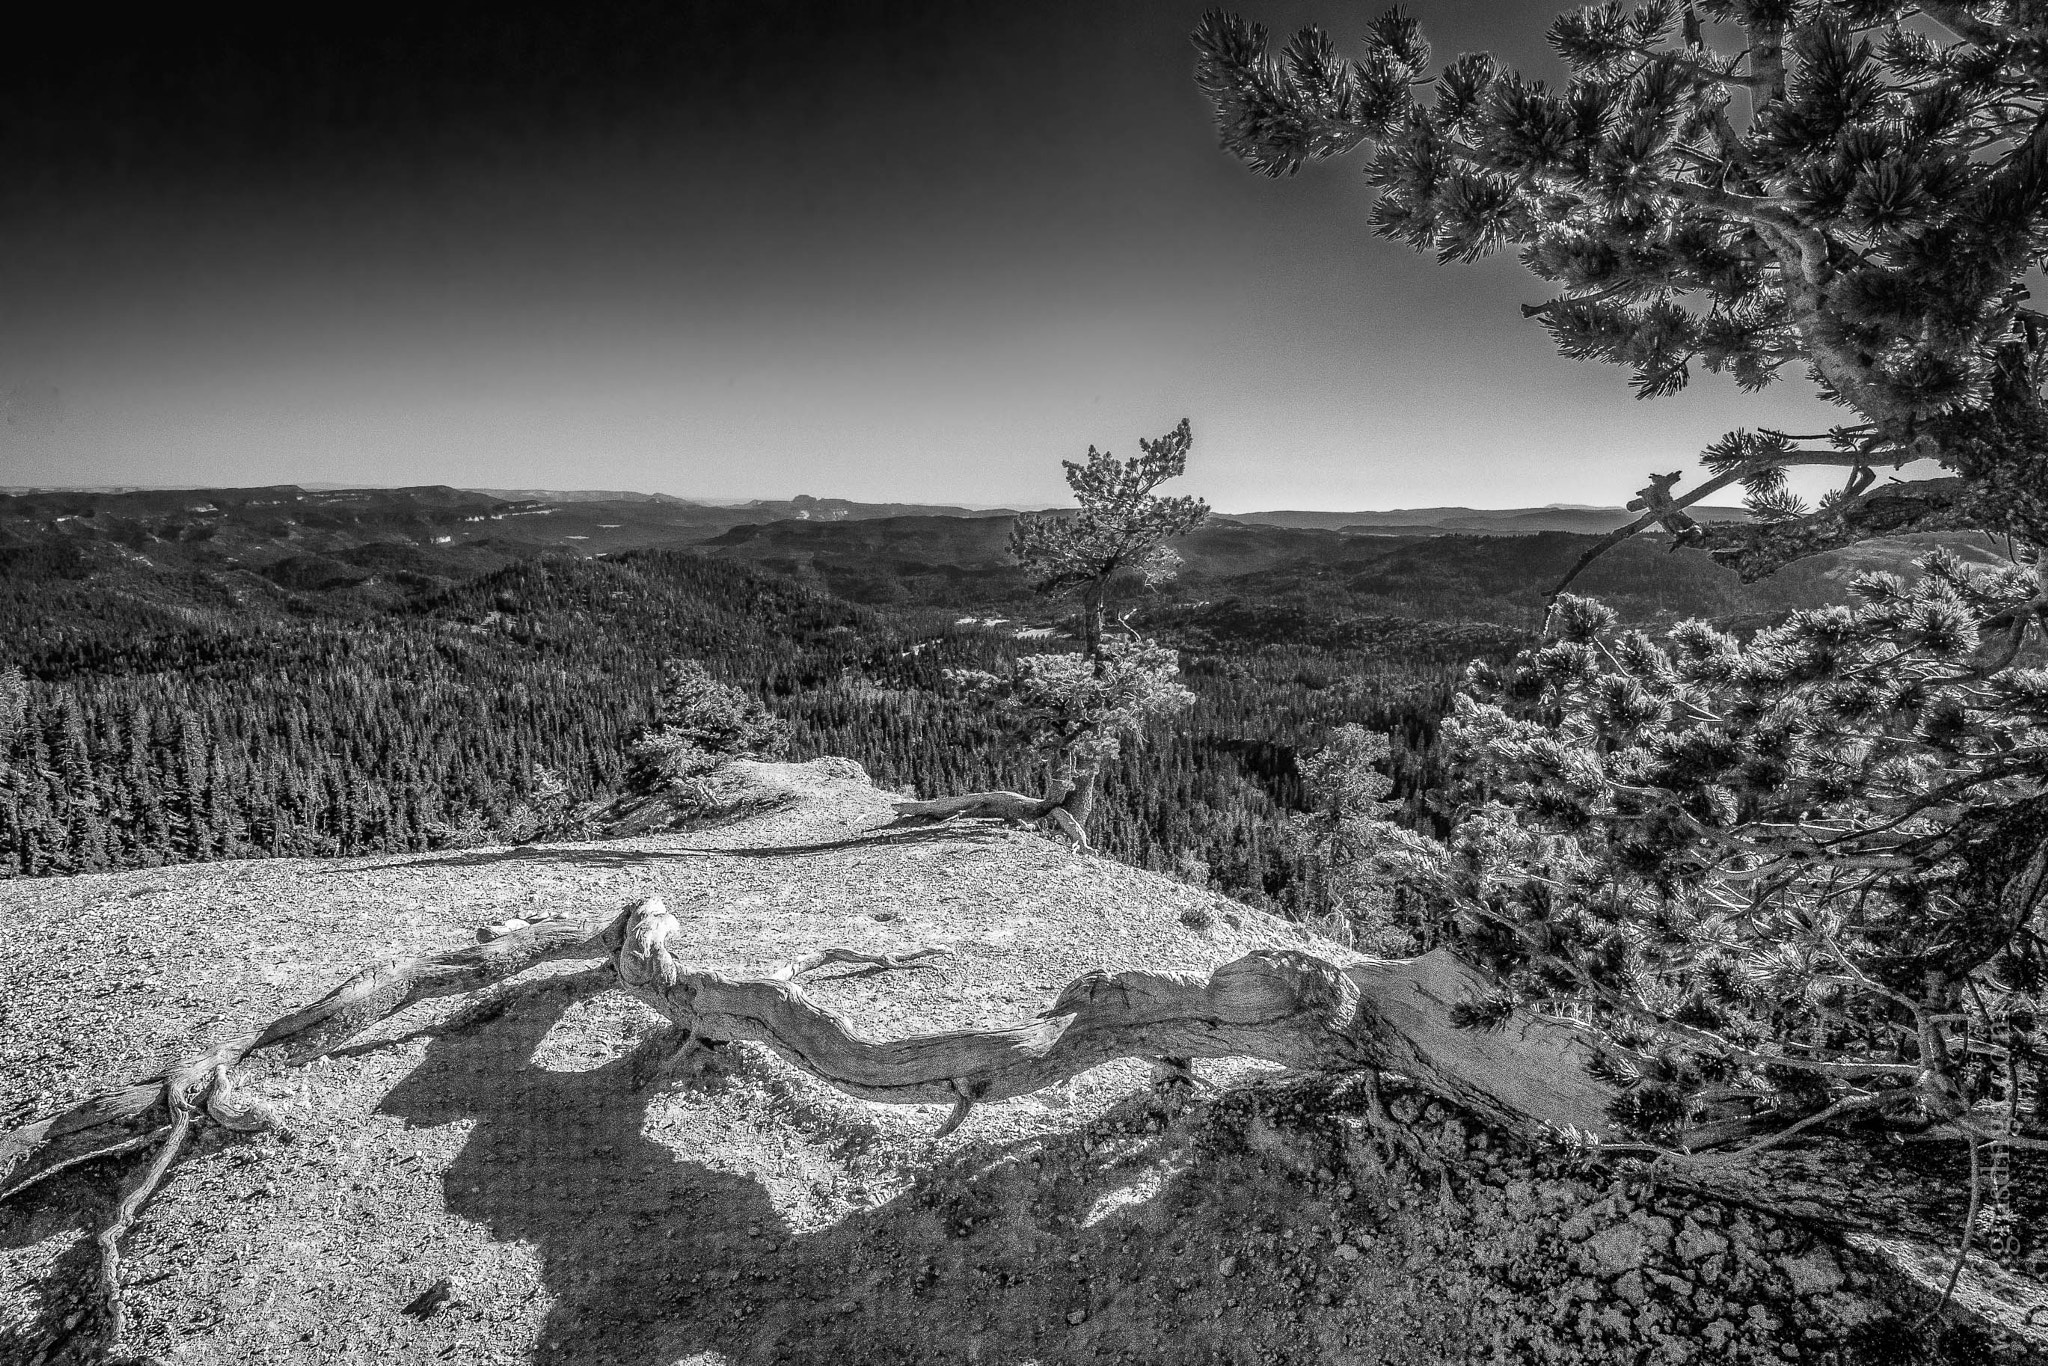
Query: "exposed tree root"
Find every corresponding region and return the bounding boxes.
[601,897,1622,1140]
[5,893,2040,1356]
[94,1081,195,1353]
[1048,806,1091,849]
[0,909,610,1204]
[1,908,619,1360]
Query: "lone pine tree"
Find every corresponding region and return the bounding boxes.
[1010,417,1210,654]
[894,420,1208,844]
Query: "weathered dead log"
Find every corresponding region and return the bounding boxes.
[889,790,1063,824]
[2,894,1626,1234]
[603,896,1623,1141]
[8,893,2039,1353]
[0,901,971,1358]
[892,776,1093,847]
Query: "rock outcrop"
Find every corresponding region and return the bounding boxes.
[0,759,2040,1364]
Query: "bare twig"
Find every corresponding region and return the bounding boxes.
[768,945,956,980]
[1660,1089,1898,1168]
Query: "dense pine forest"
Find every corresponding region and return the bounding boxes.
[0,541,1523,910]
[3,480,1961,910]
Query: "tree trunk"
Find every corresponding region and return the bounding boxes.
[1080,587,1105,657]
[1061,757,1101,830]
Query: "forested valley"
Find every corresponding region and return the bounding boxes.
[0,497,1955,912]
[0,541,1536,911]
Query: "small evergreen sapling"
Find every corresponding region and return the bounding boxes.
[503,763,596,844]
[949,635,1195,833]
[1286,723,1437,953]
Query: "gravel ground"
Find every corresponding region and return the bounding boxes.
[0,759,1317,1364]
[1,759,2039,1365]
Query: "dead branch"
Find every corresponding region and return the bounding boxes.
[1547,465,1751,600]
[768,945,956,980]
[891,776,1095,848]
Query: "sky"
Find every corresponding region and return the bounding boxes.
[0,0,1850,512]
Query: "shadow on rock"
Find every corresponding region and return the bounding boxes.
[0,1168,122,1365]
[376,986,1467,1366]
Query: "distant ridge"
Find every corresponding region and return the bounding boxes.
[1225,505,1754,535]
[2,482,1755,541]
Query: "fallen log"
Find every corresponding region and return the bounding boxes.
[889,790,1062,824]
[891,778,1096,848]
[602,896,1621,1140]
[5,894,2039,1355]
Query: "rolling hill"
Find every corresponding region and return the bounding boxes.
[0,482,2004,637]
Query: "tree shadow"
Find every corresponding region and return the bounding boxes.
[0,1165,120,1365]
[339,824,1002,875]
[376,987,1389,1366]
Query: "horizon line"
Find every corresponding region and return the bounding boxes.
[0,481,1751,517]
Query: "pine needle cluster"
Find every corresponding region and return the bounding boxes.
[1327,559,2047,1143]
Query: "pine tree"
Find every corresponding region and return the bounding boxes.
[948,636,1196,834]
[901,422,1208,842]
[1195,6,2048,1158]
[1010,418,1210,652]
[626,659,790,795]
[1192,3,2048,576]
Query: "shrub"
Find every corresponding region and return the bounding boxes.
[627,659,788,795]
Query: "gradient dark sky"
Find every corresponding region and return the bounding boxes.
[0,0,1841,510]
